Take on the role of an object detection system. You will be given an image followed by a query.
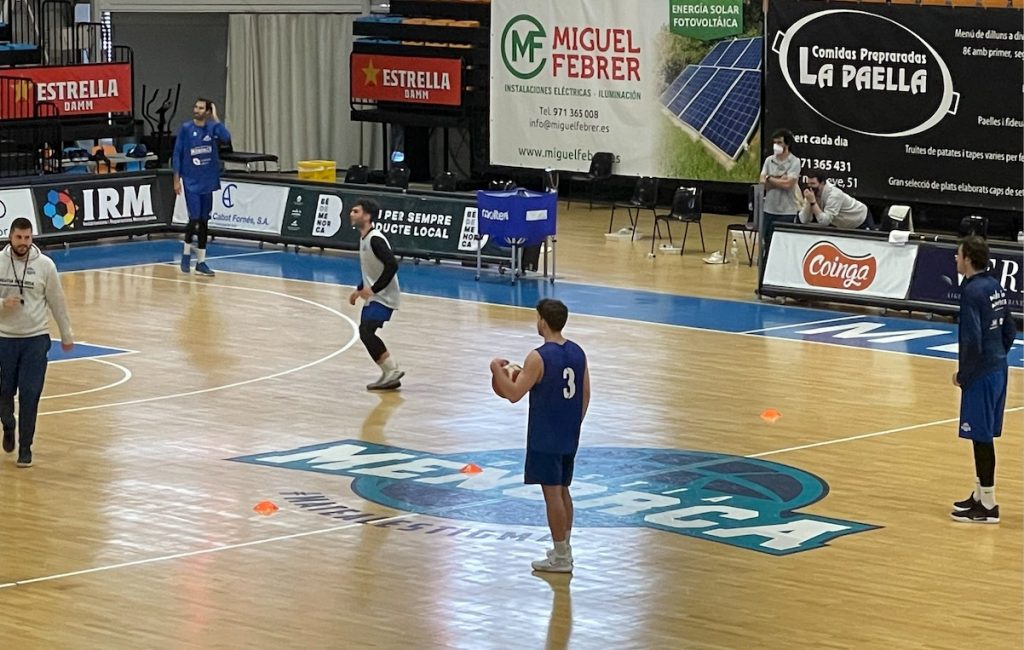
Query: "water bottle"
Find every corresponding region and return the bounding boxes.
[1017,231,1023,244]
[731,235,739,260]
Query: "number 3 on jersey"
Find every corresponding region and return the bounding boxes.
[562,367,576,399]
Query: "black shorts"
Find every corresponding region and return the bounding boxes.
[524,451,575,486]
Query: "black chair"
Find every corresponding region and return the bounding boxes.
[433,171,457,192]
[565,152,614,209]
[345,164,369,184]
[386,164,410,189]
[723,184,758,266]
[609,176,658,240]
[650,186,704,256]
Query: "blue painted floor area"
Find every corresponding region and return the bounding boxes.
[50,239,1023,366]
[49,341,133,363]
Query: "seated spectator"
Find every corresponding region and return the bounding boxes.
[798,169,871,229]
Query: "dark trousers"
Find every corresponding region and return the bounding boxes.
[0,334,50,449]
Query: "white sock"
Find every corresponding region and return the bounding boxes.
[381,356,398,373]
[553,540,569,558]
[197,249,207,263]
[182,241,191,256]
[980,486,996,510]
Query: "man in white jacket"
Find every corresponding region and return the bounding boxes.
[0,218,74,467]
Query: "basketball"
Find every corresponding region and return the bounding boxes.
[492,361,522,397]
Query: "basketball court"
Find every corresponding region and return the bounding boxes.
[0,213,1020,649]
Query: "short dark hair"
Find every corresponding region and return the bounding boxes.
[536,298,569,332]
[959,235,990,271]
[10,217,33,233]
[352,198,380,220]
[804,168,829,183]
[771,128,794,149]
[197,97,213,112]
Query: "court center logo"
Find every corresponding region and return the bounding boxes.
[43,189,76,230]
[501,15,547,80]
[230,440,877,556]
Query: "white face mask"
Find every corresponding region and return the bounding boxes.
[773,143,785,156]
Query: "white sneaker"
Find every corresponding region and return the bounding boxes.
[546,545,573,562]
[703,251,726,264]
[532,553,573,573]
[368,369,405,391]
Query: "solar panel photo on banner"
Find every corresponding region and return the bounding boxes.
[660,37,763,161]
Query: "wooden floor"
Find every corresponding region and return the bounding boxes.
[0,202,1021,649]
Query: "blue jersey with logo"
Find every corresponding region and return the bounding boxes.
[172,120,231,194]
[527,340,587,455]
[957,273,1016,388]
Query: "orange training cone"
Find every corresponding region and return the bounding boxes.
[760,409,782,423]
[460,463,483,474]
[253,500,279,515]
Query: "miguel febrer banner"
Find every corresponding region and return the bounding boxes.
[490,0,765,182]
[0,63,133,118]
[765,2,1024,211]
[280,187,506,259]
[351,54,462,106]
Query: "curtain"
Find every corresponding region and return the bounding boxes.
[226,13,382,172]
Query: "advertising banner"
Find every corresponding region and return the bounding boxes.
[763,230,919,299]
[0,63,133,118]
[490,0,764,182]
[350,54,462,106]
[765,2,1024,210]
[33,175,163,234]
[909,243,1023,315]
[172,181,287,236]
[279,186,506,258]
[0,188,39,236]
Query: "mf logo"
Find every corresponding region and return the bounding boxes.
[0,199,6,219]
[501,15,547,80]
[230,441,878,556]
[222,183,238,209]
[82,185,154,222]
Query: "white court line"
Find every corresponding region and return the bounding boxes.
[748,405,1024,458]
[60,248,282,277]
[0,513,417,591]
[33,270,359,418]
[738,314,864,335]
[42,358,133,400]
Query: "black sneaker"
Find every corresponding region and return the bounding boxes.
[950,502,999,524]
[16,448,31,468]
[952,494,979,512]
[2,429,13,454]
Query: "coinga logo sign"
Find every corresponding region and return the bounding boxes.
[773,9,957,136]
[230,440,877,556]
[802,241,877,291]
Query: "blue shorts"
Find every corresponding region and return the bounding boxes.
[185,190,214,222]
[959,368,1008,443]
[524,451,575,486]
[361,301,394,323]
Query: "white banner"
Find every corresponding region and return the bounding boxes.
[173,181,287,235]
[0,188,39,236]
[490,0,763,181]
[763,230,919,299]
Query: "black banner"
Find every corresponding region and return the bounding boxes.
[909,242,1023,315]
[280,186,506,258]
[765,2,1024,211]
[33,174,166,235]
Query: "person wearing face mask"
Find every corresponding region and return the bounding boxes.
[759,129,802,248]
[798,168,870,230]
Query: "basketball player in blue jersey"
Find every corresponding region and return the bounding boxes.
[172,97,231,277]
[491,298,590,573]
[950,236,1016,524]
